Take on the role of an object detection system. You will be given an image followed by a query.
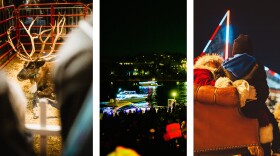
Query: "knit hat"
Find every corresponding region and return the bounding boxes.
[232,34,254,56]
[194,53,224,73]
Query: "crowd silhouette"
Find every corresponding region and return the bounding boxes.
[100,104,187,156]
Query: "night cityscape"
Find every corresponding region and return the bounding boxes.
[100,52,186,82]
[100,0,186,155]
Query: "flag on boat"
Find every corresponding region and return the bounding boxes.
[201,10,231,60]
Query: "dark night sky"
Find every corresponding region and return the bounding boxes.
[100,0,186,58]
[194,0,280,74]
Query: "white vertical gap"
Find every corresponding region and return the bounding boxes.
[187,0,194,155]
[93,0,100,156]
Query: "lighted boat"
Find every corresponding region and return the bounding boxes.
[139,81,158,86]
[116,90,148,102]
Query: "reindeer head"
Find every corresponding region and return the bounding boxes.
[7,14,66,82]
[17,60,46,81]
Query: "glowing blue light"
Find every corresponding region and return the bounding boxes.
[219,11,228,26]
[203,40,212,52]
[225,10,230,59]
[264,66,269,71]
[275,73,280,79]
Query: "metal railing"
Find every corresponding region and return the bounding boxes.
[0,5,17,69]
[16,3,89,53]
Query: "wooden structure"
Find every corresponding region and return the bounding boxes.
[194,84,263,155]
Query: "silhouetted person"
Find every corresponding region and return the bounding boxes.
[216,34,280,155]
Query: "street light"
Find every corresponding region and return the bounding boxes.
[172,92,177,100]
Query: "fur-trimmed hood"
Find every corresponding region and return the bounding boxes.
[215,77,257,107]
[194,54,224,73]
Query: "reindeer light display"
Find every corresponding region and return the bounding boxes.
[7,14,66,118]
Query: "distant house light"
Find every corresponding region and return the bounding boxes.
[122,62,133,65]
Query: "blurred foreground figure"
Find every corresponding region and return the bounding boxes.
[0,71,34,156]
[54,14,93,155]
[108,146,140,156]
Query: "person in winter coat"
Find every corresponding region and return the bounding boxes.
[194,53,256,106]
[194,53,224,86]
[215,34,280,156]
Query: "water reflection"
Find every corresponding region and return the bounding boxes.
[100,81,187,106]
[139,86,158,106]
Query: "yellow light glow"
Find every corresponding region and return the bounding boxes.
[172,92,177,100]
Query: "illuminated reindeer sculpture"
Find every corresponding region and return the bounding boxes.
[7,15,66,118]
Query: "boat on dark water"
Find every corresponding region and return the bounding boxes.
[116,90,148,102]
[139,81,158,86]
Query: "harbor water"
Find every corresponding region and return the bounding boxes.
[100,81,187,106]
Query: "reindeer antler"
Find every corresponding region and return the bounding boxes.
[34,25,55,58]
[7,17,39,62]
[7,14,66,62]
[19,16,39,60]
[7,26,33,61]
[41,14,66,61]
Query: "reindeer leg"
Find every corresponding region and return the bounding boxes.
[32,92,39,119]
[45,98,60,110]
